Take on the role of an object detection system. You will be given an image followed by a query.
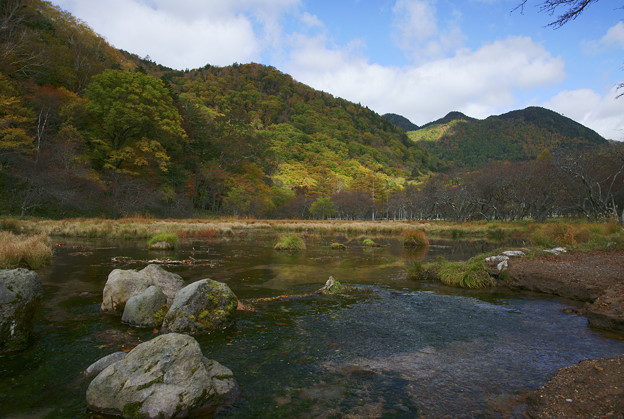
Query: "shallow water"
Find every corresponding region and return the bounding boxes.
[1,234,623,418]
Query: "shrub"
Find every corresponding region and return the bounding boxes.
[402,230,429,248]
[148,232,179,249]
[274,235,306,251]
[0,232,52,269]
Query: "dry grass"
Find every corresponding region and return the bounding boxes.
[0,231,52,269]
[402,229,429,248]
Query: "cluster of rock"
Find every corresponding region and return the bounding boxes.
[0,268,43,353]
[85,264,241,417]
[102,264,237,333]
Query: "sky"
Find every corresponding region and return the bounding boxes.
[54,0,624,140]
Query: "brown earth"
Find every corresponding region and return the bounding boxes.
[497,250,624,418]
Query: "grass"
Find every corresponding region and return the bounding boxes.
[362,238,381,247]
[408,251,497,289]
[402,229,429,248]
[148,232,179,249]
[330,242,347,250]
[0,231,52,269]
[274,235,306,251]
[528,221,624,250]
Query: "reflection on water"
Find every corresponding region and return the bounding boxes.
[0,234,622,418]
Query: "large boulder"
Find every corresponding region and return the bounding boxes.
[162,279,237,334]
[101,264,183,314]
[86,333,239,418]
[0,269,43,352]
[84,351,127,379]
[122,286,168,328]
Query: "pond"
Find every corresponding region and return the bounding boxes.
[1,233,623,418]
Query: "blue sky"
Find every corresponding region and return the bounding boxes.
[55,0,624,140]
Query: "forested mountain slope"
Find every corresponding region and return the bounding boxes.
[408,107,607,169]
[0,0,435,217]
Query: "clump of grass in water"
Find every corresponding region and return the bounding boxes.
[408,254,493,289]
[362,238,381,247]
[0,231,52,269]
[148,232,179,249]
[330,242,346,250]
[274,235,306,251]
[402,229,429,248]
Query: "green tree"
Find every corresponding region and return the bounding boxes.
[309,196,337,219]
[85,70,186,175]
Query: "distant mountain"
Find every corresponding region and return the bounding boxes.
[407,107,607,169]
[383,113,419,132]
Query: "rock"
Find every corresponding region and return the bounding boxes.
[543,247,567,255]
[586,282,624,332]
[84,351,127,379]
[161,279,237,334]
[86,333,239,418]
[122,286,168,328]
[501,250,525,257]
[0,269,43,352]
[485,255,509,273]
[101,264,184,314]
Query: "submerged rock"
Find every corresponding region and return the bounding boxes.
[86,333,239,418]
[0,268,43,352]
[122,286,168,328]
[161,279,238,334]
[101,264,183,314]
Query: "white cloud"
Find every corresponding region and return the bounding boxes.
[56,0,299,69]
[391,0,465,61]
[286,35,565,126]
[301,12,323,28]
[582,22,624,54]
[544,87,624,141]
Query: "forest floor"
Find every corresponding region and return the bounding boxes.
[502,250,624,418]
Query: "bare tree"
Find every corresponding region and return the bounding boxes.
[515,0,601,28]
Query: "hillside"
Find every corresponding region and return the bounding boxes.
[383,113,419,132]
[408,107,607,169]
[0,0,434,217]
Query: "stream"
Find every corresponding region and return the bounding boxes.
[1,233,623,418]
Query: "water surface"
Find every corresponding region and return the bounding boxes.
[1,234,622,418]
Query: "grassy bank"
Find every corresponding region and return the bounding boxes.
[0,231,52,269]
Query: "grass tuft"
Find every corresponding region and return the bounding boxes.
[362,238,380,247]
[148,232,179,249]
[330,242,347,250]
[0,231,52,269]
[402,229,429,248]
[274,235,306,251]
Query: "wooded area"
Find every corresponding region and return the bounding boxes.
[0,0,622,221]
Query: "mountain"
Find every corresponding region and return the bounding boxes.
[407,107,607,169]
[0,0,434,217]
[382,113,419,132]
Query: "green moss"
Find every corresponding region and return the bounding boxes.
[152,305,169,325]
[189,315,196,322]
[123,401,145,418]
[330,242,346,250]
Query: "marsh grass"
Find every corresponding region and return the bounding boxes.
[330,242,347,250]
[0,231,52,269]
[274,235,306,251]
[362,238,381,247]
[148,232,179,249]
[402,229,429,248]
[527,222,624,250]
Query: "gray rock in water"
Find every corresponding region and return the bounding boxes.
[86,333,238,418]
[101,264,184,314]
[0,269,43,352]
[122,286,168,328]
[84,351,127,379]
[162,279,237,334]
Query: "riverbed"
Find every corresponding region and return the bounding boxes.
[1,234,623,418]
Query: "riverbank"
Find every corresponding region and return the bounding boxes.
[498,250,624,418]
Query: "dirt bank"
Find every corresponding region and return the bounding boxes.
[498,250,624,417]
